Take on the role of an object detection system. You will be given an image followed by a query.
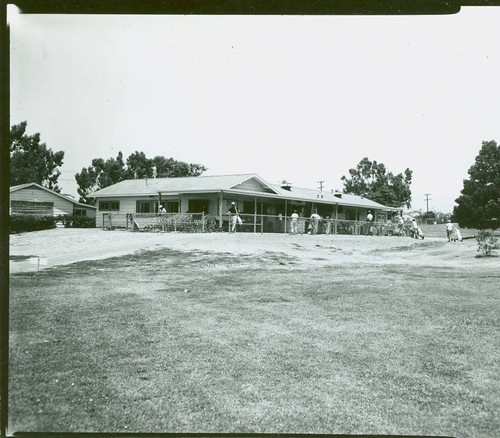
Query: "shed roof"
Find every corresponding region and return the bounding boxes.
[88,173,399,211]
[10,182,96,209]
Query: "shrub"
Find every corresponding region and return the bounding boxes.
[59,214,96,228]
[9,214,59,234]
[476,229,498,257]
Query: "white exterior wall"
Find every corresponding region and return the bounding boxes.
[11,187,73,216]
[95,194,224,227]
[95,196,135,228]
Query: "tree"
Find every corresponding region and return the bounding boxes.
[454,140,500,230]
[75,151,207,204]
[75,152,126,205]
[10,121,65,192]
[341,157,413,208]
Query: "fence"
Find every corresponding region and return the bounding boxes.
[102,212,412,237]
[102,212,208,232]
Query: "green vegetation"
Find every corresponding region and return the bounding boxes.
[454,140,500,230]
[59,214,96,229]
[75,151,207,205]
[10,121,65,192]
[9,247,499,436]
[9,214,96,233]
[341,157,413,208]
[476,229,498,257]
[9,214,58,233]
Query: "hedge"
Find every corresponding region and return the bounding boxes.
[10,214,59,234]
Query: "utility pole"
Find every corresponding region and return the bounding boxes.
[317,180,325,191]
[424,193,431,214]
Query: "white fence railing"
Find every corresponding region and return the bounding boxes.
[102,212,413,236]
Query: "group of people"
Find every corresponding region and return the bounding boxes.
[227,203,463,242]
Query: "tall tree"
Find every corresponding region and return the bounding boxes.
[10,121,65,192]
[75,151,207,204]
[341,157,413,208]
[454,140,500,229]
[75,152,126,205]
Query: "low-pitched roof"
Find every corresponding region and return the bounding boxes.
[88,173,398,211]
[269,184,397,211]
[10,182,96,209]
[88,173,278,197]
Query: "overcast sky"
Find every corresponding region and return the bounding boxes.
[9,7,500,213]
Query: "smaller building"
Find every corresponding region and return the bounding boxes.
[10,182,96,217]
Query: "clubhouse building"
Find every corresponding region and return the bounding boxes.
[88,173,400,233]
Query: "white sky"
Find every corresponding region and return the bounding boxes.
[9,7,500,213]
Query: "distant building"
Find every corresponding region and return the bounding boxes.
[88,173,399,231]
[10,182,96,217]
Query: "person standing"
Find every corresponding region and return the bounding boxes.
[158,204,166,215]
[411,218,419,238]
[446,219,454,241]
[451,224,463,242]
[309,211,321,235]
[227,202,242,233]
[366,210,374,235]
[290,210,299,234]
[398,214,404,236]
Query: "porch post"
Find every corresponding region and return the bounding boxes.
[335,204,338,234]
[219,191,224,227]
[254,197,257,233]
[284,199,288,234]
[261,202,264,234]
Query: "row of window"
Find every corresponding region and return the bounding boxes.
[98,199,374,219]
[99,201,120,211]
[99,200,205,213]
[11,200,90,216]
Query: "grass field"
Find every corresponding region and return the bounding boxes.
[8,234,500,436]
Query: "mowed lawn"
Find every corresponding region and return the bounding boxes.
[9,246,500,436]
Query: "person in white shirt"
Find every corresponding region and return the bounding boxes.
[309,211,321,235]
[445,220,454,241]
[366,211,374,235]
[290,210,299,234]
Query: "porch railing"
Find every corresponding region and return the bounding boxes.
[102,212,408,236]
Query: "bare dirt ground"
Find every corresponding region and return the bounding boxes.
[9,227,497,274]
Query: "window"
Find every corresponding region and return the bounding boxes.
[345,209,356,221]
[136,201,158,213]
[166,201,179,213]
[99,201,120,211]
[11,200,54,215]
[243,201,255,214]
[73,209,87,216]
[188,199,209,213]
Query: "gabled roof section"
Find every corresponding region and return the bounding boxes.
[227,174,279,194]
[10,182,96,209]
[88,173,279,197]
